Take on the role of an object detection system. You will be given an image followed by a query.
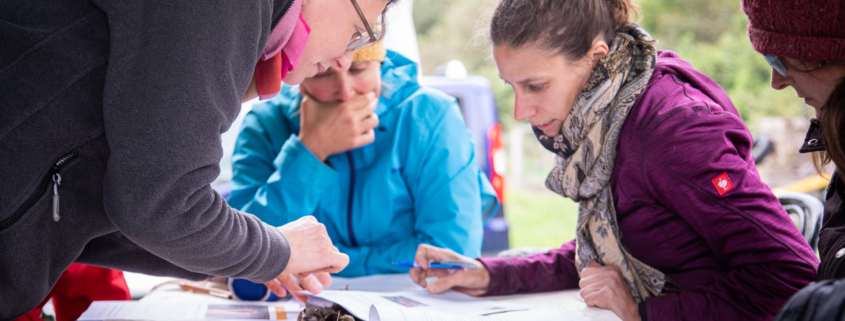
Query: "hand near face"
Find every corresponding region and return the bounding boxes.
[297,89,379,161]
[579,261,641,321]
[266,216,349,301]
[408,244,490,296]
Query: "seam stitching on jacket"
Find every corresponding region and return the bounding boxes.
[0,11,102,75]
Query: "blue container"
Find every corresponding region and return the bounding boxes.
[228,278,287,301]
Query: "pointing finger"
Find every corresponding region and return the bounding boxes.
[264,279,287,298]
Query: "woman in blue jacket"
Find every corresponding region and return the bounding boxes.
[229,43,499,277]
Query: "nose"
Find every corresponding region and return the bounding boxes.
[770,68,791,91]
[333,52,355,72]
[512,92,536,121]
[334,73,355,101]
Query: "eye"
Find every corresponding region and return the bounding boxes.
[528,84,545,92]
[349,67,365,74]
[350,29,363,41]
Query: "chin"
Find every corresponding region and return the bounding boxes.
[542,123,563,137]
[283,68,308,85]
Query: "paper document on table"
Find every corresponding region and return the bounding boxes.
[368,303,590,321]
[307,289,528,320]
[77,301,302,320]
[326,273,420,292]
[369,304,493,321]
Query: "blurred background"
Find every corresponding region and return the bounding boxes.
[409,0,824,249]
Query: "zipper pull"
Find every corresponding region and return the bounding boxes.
[52,173,61,222]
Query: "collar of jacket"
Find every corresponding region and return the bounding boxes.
[272,0,296,31]
[375,51,420,114]
[799,118,826,153]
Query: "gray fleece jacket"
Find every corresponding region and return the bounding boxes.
[0,0,295,318]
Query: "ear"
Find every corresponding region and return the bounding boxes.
[588,38,609,65]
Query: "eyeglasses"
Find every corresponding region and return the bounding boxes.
[348,0,381,52]
[764,54,827,77]
[764,55,788,77]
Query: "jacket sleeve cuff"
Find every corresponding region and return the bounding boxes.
[273,135,337,194]
[476,257,513,296]
[250,224,292,282]
[639,301,648,321]
[643,294,679,321]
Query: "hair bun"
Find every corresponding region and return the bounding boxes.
[603,0,637,31]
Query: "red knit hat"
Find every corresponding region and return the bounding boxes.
[742,0,845,62]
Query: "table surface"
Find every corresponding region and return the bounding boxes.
[482,290,621,320]
[139,276,620,321]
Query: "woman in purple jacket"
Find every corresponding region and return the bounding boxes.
[408,0,818,320]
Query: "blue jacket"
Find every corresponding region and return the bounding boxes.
[228,51,499,277]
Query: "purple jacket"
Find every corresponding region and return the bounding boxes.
[478,52,818,321]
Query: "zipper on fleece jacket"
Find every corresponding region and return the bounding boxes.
[346,151,359,247]
[271,0,296,32]
[0,151,77,231]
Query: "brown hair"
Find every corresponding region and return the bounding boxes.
[813,73,845,181]
[490,0,638,61]
[375,0,398,43]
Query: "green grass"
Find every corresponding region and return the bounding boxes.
[504,187,579,249]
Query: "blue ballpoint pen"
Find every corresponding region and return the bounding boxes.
[391,260,477,270]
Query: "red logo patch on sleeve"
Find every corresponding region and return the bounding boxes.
[711,172,735,196]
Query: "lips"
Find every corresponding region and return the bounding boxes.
[534,119,555,131]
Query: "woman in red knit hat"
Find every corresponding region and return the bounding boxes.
[742,0,845,280]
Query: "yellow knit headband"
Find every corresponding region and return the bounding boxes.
[352,40,386,62]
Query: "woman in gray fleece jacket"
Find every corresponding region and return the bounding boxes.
[0,0,391,318]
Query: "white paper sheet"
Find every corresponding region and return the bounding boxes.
[368,303,591,321]
[78,301,302,321]
[369,304,491,321]
[307,289,528,321]
[326,273,420,292]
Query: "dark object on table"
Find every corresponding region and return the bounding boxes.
[297,302,360,321]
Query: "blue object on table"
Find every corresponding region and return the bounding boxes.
[391,261,477,270]
[228,278,283,301]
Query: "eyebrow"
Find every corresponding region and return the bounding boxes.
[499,75,543,84]
[516,77,543,84]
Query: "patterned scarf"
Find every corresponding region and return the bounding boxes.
[533,24,664,303]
